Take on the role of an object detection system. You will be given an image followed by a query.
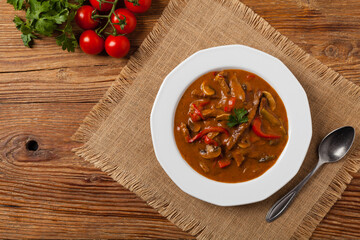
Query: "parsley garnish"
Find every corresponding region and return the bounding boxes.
[7,0,25,10]
[227,108,248,128]
[7,0,84,51]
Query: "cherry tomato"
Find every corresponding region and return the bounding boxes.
[111,8,137,34]
[75,5,99,30]
[90,0,115,12]
[124,0,151,13]
[105,35,130,58]
[79,30,104,55]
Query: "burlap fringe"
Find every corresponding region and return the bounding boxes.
[73,0,360,239]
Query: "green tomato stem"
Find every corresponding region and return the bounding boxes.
[102,0,116,3]
[92,14,109,19]
[95,0,120,36]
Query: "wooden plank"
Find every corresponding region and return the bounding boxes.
[0,0,359,238]
[0,103,194,239]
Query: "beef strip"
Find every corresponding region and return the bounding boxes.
[179,122,190,142]
[229,74,245,101]
[214,71,230,95]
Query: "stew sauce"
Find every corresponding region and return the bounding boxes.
[174,69,288,183]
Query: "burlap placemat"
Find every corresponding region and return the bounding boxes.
[73,0,360,239]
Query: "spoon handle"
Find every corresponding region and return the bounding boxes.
[266,161,324,222]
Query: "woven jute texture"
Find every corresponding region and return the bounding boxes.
[73,0,360,239]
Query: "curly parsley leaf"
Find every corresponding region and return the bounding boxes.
[227,108,248,128]
[55,10,77,52]
[13,16,25,29]
[7,0,26,10]
[26,0,69,36]
[55,33,76,52]
[13,16,37,47]
[9,0,84,50]
[21,32,37,47]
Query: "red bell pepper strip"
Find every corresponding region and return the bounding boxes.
[198,101,210,108]
[218,159,231,168]
[224,97,236,112]
[203,135,218,146]
[189,101,209,122]
[189,112,201,122]
[187,126,229,143]
[192,103,204,120]
[247,74,255,79]
[252,117,281,139]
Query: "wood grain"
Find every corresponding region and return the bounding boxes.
[0,0,359,238]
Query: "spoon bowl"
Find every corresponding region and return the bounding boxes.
[319,126,355,163]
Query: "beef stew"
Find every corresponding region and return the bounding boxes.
[174,69,288,183]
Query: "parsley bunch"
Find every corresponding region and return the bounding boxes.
[227,108,248,128]
[7,0,84,52]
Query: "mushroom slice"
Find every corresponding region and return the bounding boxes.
[207,132,219,139]
[259,108,287,135]
[214,71,230,95]
[258,97,267,114]
[229,74,245,101]
[263,91,276,111]
[188,119,201,133]
[191,89,219,99]
[200,145,222,159]
[216,113,230,121]
[199,161,210,173]
[201,81,215,96]
[260,108,280,126]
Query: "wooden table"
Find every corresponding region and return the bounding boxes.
[1,0,359,238]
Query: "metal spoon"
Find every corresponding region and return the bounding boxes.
[266,126,355,222]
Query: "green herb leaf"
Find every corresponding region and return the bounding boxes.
[34,18,57,36]
[13,16,37,47]
[8,0,83,50]
[13,16,24,29]
[26,0,51,20]
[227,108,248,128]
[55,10,77,52]
[56,33,77,52]
[21,32,37,47]
[7,0,26,10]
[44,9,69,24]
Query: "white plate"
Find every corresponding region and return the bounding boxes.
[150,45,312,206]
